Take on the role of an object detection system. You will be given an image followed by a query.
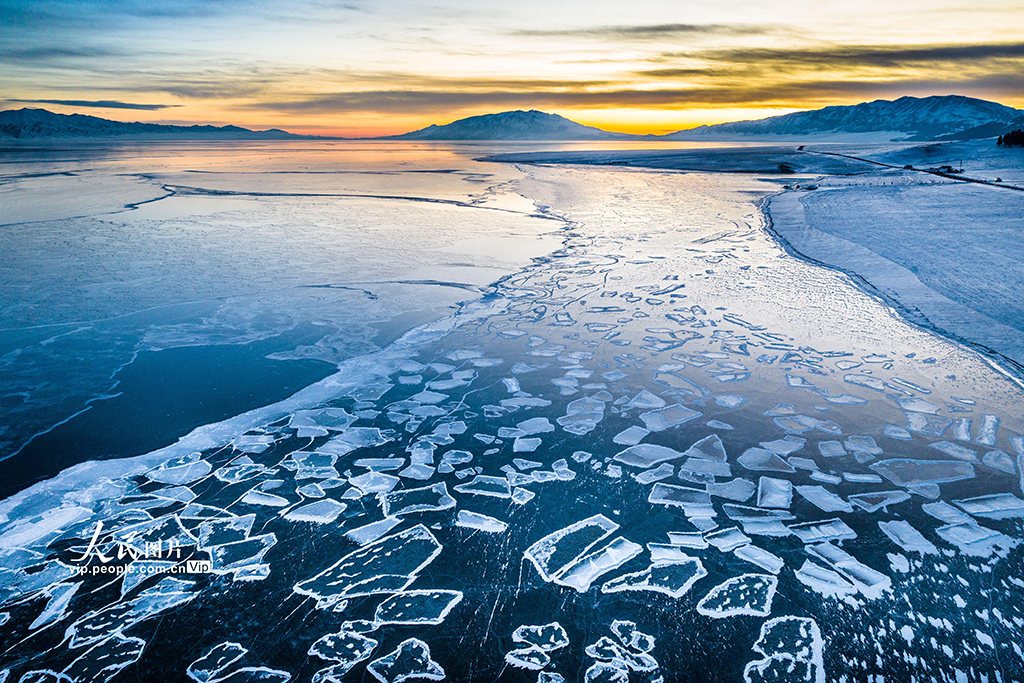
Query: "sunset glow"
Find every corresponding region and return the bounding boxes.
[2,0,1022,136]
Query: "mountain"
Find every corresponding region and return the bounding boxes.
[6,96,1022,143]
[390,110,636,141]
[666,95,1024,142]
[0,108,313,140]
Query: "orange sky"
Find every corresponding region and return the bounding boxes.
[2,0,1023,136]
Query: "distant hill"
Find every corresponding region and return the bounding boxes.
[390,110,637,141]
[667,95,1024,142]
[0,108,314,140]
[6,96,1023,143]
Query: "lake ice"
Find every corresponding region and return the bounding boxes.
[0,141,1022,682]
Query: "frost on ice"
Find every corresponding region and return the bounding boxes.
[744,616,825,683]
[294,525,442,603]
[366,638,444,683]
[504,622,569,671]
[601,557,707,598]
[373,590,463,625]
[696,574,778,618]
[188,642,248,682]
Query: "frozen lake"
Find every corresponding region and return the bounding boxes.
[1,141,1022,682]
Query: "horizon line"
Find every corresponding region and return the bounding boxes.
[2,92,1022,139]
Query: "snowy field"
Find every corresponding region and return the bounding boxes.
[768,140,1024,375]
[0,142,1023,682]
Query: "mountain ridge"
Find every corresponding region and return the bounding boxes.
[388,109,636,141]
[3,95,1023,142]
[0,107,317,140]
[666,95,1024,142]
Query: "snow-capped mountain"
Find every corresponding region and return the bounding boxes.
[4,96,1021,143]
[391,110,634,141]
[667,95,1024,142]
[0,108,308,140]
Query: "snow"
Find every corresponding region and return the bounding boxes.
[746,616,825,683]
[765,148,1024,368]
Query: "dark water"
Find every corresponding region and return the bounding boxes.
[0,325,334,497]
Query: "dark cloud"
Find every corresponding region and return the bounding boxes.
[0,0,256,25]
[161,81,276,100]
[514,23,768,40]
[155,69,618,101]
[677,41,1024,72]
[7,98,177,110]
[245,71,1024,116]
[3,45,118,63]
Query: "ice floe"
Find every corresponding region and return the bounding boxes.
[455,510,508,533]
[639,404,701,431]
[188,642,248,682]
[870,459,975,486]
[374,590,462,625]
[807,542,890,599]
[794,486,852,513]
[756,477,793,509]
[366,638,444,683]
[381,483,455,516]
[953,493,1024,519]
[878,520,938,555]
[738,449,796,473]
[613,444,684,469]
[294,525,441,603]
[744,616,825,683]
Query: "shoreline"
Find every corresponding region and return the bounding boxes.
[761,188,1024,386]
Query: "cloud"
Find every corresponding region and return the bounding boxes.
[626,42,1024,106]
[2,45,118,63]
[7,98,179,110]
[0,0,258,25]
[243,70,1024,118]
[514,23,768,40]
[683,41,1024,72]
[238,87,816,115]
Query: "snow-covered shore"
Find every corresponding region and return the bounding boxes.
[765,141,1024,377]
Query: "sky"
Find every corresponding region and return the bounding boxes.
[2,0,1022,136]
